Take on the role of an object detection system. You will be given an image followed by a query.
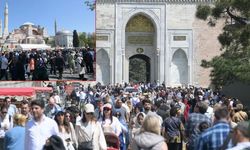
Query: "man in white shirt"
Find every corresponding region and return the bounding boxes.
[25,99,59,150]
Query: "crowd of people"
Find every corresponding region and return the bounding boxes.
[0,82,250,150]
[0,47,95,81]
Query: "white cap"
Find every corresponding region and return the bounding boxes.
[84,103,94,113]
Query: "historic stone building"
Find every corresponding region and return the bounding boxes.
[55,30,73,48]
[96,0,224,87]
[54,20,73,48]
[0,3,49,50]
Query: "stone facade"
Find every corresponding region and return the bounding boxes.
[1,22,49,50]
[96,0,223,87]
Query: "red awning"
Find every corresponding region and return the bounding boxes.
[33,87,53,92]
[0,88,35,96]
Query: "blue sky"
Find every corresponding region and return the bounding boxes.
[0,0,95,36]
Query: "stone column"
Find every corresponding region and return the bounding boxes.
[121,49,125,83]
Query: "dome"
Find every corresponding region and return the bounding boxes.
[56,30,72,35]
[23,22,35,26]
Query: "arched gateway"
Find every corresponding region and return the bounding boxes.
[125,14,158,83]
[96,0,221,87]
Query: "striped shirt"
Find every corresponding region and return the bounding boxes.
[195,121,233,150]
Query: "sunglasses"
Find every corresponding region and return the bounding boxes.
[103,107,111,111]
[1,112,7,114]
[85,112,93,115]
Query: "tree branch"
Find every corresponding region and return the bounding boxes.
[226,7,247,25]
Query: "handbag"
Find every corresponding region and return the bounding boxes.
[78,125,95,150]
[78,141,93,150]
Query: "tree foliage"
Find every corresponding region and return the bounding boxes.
[197,0,250,87]
[45,38,55,47]
[78,32,95,48]
[129,58,147,83]
[73,30,80,48]
[84,0,95,11]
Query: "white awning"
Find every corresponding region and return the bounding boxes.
[17,44,51,51]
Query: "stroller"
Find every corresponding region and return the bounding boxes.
[104,132,120,150]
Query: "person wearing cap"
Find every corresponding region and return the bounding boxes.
[227,121,250,150]
[99,103,122,137]
[75,103,107,150]
[54,111,78,150]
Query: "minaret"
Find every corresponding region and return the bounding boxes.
[3,3,9,39]
[54,19,58,47]
[0,20,2,38]
[54,19,57,35]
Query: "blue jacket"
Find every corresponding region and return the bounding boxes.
[4,126,25,150]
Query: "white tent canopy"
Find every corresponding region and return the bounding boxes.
[17,44,51,51]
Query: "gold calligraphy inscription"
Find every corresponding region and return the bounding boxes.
[96,36,109,41]
[128,36,153,45]
[126,15,155,32]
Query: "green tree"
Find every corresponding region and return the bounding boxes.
[196,0,250,87]
[73,30,80,48]
[129,58,147,83]
[78,32,95,48]
[46,38,55,48]
[78,32,87,47]
[86,32,95,48]
[84,0,95,11]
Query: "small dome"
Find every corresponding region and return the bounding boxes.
[56,30,72,35]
